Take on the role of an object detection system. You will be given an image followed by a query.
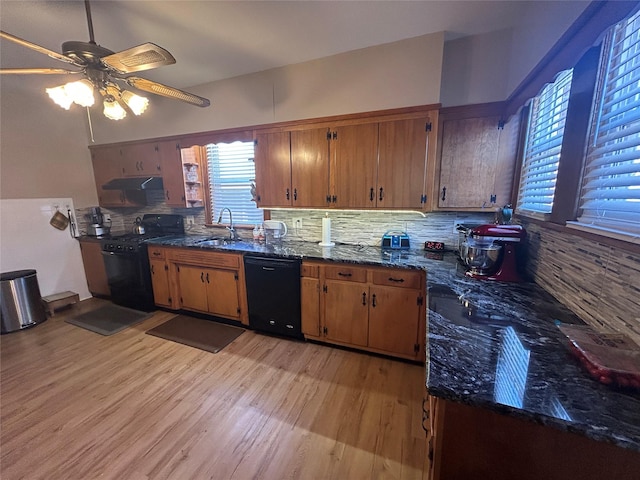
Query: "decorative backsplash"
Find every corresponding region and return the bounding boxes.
[521,220,640,344]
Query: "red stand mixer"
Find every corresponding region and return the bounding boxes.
[460,224,527,282]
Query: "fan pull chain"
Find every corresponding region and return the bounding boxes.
[86,107,95,143]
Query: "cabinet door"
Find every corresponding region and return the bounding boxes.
[120,142,162,177]
[323,280,369,346]
[204,268,240,319]
[254,131,292,207]
[368,285,421,357]
[301,277,320,336]
[378,117,432,209]
[149,258,172,307]
[331,123,378,208]
[158,140,188,207]
[91,147,127,207]
[79,240,110,296]
[291,128,331,207]
[438,115,502,209]
[177,265,208,312]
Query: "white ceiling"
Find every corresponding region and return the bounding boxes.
[0,0,584,92]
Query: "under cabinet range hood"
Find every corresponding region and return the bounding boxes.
[102,177,164,191]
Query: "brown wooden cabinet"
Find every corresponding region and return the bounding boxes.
[254,131,292,208]
[303,261,426,361]
[90,145,148,208]
[378,115,437,210]
[330,123,379,208]
[120,142,162,177]
[300,262,321,336]
[148,247,172,308]
[156,248,246,324]
[156,142,206,208]
[78,239,110,296]
[435,103,518,211]
[423,393,640,480]
[291,128,331,208]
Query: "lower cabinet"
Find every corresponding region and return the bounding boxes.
[79,238,110,296]
[148,247,171,308]
[147,247,247,324]
[423,393,640,480]
[302,261,426,361]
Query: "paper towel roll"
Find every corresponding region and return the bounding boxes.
[319,215,335,246]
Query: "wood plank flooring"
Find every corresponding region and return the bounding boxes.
[1,299,426,479]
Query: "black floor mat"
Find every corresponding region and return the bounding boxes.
[65,304,152,336]
[146,315,244,353]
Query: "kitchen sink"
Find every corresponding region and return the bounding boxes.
[196,236,242,246]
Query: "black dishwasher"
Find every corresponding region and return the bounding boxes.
[243,255,302,339]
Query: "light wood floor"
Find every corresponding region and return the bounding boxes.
[1,298,426,480]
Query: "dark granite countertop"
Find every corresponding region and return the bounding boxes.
[147,235,640,452]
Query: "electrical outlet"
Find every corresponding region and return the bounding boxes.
[104,213,111,222]
[294,218,303,229]
[453,220,465,233]
[186,215,195,226]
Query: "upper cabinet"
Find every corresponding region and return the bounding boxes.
[253,107,439,211]
[434,103,519,211]
[377,115,437,210]
[119,143,162,177]
[158,143,206,208]
[90,146,146,207]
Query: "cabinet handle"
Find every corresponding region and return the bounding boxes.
[166,190,170,200]
[206,272,210,283]
[200,272,204,283]
[157,164,161,171]
[362,292,367,305]
[379,187,384,201]
[370,187,374,202]
[388,277,405,283]
[140,161,144,171]
[338,272,352,277]
[332,195,337,203]
[135,161,140,171]
[153,251,161,257]
[286,188,290,200]
[441,187,447,201]
[326,195,331,204]
[151,265,155,274]
[372,294,377,307]
[293,188,297,201]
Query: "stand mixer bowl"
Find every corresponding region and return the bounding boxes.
[462,240,502,275]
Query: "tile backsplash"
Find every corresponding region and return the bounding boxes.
[522,220,640,345]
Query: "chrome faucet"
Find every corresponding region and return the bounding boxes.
[217,207,238,240]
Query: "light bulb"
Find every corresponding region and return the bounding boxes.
[120,90,149,115]
[46,85,73,110]
[103,98,127,120]
[64,79,95,107]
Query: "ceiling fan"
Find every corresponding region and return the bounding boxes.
[0,0,210,119]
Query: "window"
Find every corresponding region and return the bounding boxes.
[574,10,640,237]
[516,69,573,215]
[206,141,263,225]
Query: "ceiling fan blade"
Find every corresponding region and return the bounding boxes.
[124,76,210,108]
[101,43,176,74]
[0,31,79,66]
[0,68,81,75]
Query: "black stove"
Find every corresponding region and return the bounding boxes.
[101,214,184,311]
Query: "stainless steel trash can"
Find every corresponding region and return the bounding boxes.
[1,269,47,333]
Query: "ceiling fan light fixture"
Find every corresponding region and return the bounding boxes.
[45,85,73,110]
[103,97,127,120]
[121,90,149,115]
[64,79,95,107]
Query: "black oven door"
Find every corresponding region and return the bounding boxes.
[102,247,155,312]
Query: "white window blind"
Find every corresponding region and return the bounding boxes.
[516,69,573,215]
[576,10,640,237]
[206,141,263,225]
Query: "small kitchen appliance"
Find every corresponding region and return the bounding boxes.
[381,231,410,249]
[86,207,111,237]
[460,224,526,282]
